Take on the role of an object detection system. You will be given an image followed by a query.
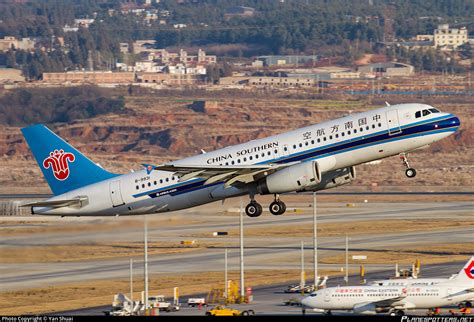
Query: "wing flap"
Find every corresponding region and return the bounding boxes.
[21,196,88,209]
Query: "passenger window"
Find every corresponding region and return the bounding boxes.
[311,140,314,144]
[317,138,321,143]
[305,141,309,146]
[329,135,333,140]
[136,185,139,190]
[255,154,259,159]
[293,145,296,149]
[231,160,235,165]
[335,134,339,138]
[267,151,271,156]
[166,178,169,182]
[249,156,253,160]
[341,132,345,137]
[354,129,357,133]
[299,143,302,148]
[243,157,247,162]
[366,126,369,130]
[237,159,241,163]
[154,181,157,185]
[378,123,382,127]
[323,137,327,141]
[347,130,351,135]
[284,147,288,151]
[160,179,163,184]
[142,184,145,188]
[415,111,421,118]
[423,109,431,116]
[372,124,376,129]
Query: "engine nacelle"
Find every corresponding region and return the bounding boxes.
[257,160,322,194]
[299,166,356,192]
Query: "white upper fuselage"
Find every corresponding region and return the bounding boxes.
[33,103,460,216]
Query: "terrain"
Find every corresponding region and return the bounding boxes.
[0,91,471,194]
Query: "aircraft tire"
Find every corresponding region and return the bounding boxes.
[246,202,262,217]
[405,168,416,178]
[269,201,284,215]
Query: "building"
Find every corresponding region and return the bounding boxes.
[0,36,36,52]
[143,48,216,65]
[0,68,24,83]
[255,55,318,67]
[137,73,199,85]
[358,62,414,78]
[133,40,157,54]
[434,24,469,49]
[42,71,135,84]
[219,76,316,87]
[224,6,255,19]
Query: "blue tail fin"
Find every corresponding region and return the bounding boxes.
[21,124,118,195]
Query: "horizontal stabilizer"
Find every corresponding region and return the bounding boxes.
[21,196,88,209]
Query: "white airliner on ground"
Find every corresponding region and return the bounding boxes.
[301,257,474,316]
[21,103,460,217]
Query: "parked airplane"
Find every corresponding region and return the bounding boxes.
[301,257,474,315]
[21,103,460,217]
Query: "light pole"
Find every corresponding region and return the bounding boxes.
[130,258,134,303]
[345,235,349,285]
[144,216,149,309]
[224,248,228,301]
[239,198,245,301]
[313,192,318,289]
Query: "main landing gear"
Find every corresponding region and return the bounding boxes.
[400,152,417,178]
[244,195,287,217]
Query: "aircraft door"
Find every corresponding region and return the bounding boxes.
[324,289,331,302]
[386,109,402,135]
[446,288,453,302]
[110,180,125,207]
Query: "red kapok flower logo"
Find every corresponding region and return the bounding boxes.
[43,149,75,181]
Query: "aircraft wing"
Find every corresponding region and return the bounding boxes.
[153,161,300,187]
[21,197,88,209]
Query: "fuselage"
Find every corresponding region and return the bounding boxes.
[33,103,460,216]
[301,283,473,313]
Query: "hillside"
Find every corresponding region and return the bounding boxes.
[0,93,471,194]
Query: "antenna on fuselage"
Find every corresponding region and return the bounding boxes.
[385,101,391,106]
[201,149,207,154]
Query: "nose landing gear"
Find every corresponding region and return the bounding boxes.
[400,153,417,178]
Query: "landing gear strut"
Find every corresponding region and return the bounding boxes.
[400,153,416,178]
[269,194,286,216]
[245,199,263,217]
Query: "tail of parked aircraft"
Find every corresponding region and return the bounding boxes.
[22,124,118,196]
[449,257,474,285]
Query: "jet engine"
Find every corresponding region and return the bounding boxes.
[256,160,322,194]
[299,166,356,192]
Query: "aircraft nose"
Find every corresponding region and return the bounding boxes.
[300,296,311,307]
[451,116,461,129]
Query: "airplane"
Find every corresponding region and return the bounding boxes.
[21,103,460,217]
[300,257,474,316]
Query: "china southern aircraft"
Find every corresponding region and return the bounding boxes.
[301,257,474,316]
[21,103,460,217]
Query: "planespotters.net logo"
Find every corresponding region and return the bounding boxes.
[42,149,75,181]
[402,317,474,322]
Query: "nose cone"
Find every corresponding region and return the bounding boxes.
[452,116,461,129]
[300,296,312,308]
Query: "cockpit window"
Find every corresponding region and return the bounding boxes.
[429,108,440,113]
[422,109,431,116]
[415,111,421,118]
